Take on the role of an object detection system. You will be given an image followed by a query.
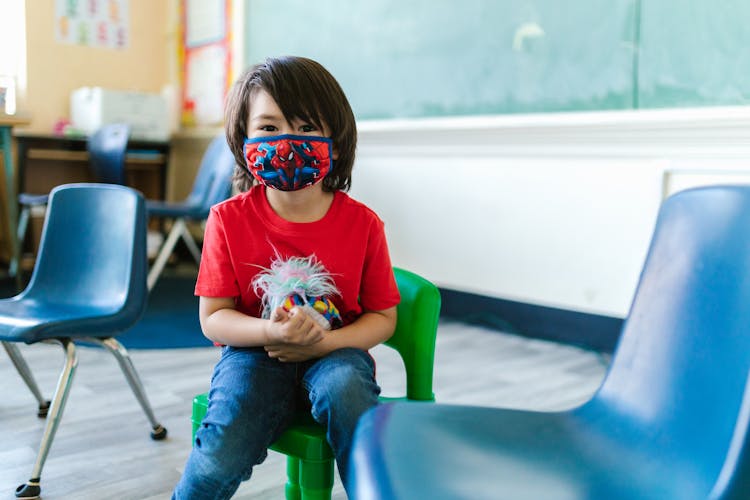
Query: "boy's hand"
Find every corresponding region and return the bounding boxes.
[266,306,324,346]
[264,343,322,363]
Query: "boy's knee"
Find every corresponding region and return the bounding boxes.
[323,348,375,378]
[308,354,379,410]
[193,422,266,479]
[320,362,371,394]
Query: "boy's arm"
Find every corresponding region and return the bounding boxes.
[199,296,326,347]
[264,306,397,362]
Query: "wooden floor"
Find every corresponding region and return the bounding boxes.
[0,321,609,499]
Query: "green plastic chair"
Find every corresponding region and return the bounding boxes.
[191,267,441,499]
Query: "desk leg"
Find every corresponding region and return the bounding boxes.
[1,126,20,283]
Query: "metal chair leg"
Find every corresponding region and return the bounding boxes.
[146,218,185,291]
[15,339,77,500]
[85,337,167,440]
[2,342,50,417]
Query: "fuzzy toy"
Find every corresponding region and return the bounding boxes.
[252,255,343,330]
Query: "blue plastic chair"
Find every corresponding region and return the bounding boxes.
[350,184,750,500]
[11,123,130,278]
[0,183,167,500]
[146,135,235,290]
[86,122,130,185]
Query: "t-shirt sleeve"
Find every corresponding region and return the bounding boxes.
[358,218,401,311]
[194,207,241,298]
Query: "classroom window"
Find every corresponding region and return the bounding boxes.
[0,0,27,115]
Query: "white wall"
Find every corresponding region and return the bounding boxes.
[350,107,750,318]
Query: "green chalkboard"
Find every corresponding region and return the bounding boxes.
[243,0,749,119]
[637,0,750,108]
[244,0,638,120]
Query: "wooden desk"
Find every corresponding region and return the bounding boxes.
[13,133,170,262]
[1,114,31,276]
[15,133,170,201]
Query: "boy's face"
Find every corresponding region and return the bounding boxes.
[243,89,340,191]
[247,89,332,141]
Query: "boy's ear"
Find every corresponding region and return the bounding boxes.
[332,145,339,160]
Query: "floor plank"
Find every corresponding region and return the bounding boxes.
[1,321,608,499]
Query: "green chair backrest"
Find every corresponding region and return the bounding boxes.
[384,268,441,402]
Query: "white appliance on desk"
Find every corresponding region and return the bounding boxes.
[70,87,170,141]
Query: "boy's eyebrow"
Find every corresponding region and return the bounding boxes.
[250,113,283,122]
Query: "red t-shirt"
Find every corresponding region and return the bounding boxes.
[195,185,400,325]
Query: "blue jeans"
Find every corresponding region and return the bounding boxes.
[172,346,380,499]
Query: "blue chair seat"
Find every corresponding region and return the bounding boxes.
[0,300,129,343]
[350,185,750,500]
[145,199,209,220]
[354,402,708,500]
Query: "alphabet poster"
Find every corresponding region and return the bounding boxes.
[55,0,129,49]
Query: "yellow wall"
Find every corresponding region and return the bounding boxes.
[22,0,175,134]
[15,1,221,211]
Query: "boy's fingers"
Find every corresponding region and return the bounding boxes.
[286,307,305,327]
[271,306,289,322]
[289,307,315,331]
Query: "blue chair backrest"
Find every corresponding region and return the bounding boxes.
[583,185,750,495]
[22,183,147,325]
[183,135,235,213]
[87,123,130,185]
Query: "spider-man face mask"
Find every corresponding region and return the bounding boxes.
[243,134,333,191]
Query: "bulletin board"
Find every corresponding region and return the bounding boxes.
[180,0,233,126]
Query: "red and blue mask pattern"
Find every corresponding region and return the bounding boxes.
[244,134,333,191]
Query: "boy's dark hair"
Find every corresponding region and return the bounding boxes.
[225,56,357,192]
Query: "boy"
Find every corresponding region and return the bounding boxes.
[172,56,400,499]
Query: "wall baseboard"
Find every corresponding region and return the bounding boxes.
[439,288,624,353]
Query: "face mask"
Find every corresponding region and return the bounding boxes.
[244,134,333,191]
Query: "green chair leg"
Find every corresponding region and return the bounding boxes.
[285,457,301,499]
[191,393,208,441]
[295,456,334,500]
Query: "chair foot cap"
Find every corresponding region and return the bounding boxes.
[37,400,51,418]
[151,424,168,440]
[15,480,40,499]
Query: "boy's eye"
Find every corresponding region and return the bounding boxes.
[260,125,277,132]
[299,124,316,133]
